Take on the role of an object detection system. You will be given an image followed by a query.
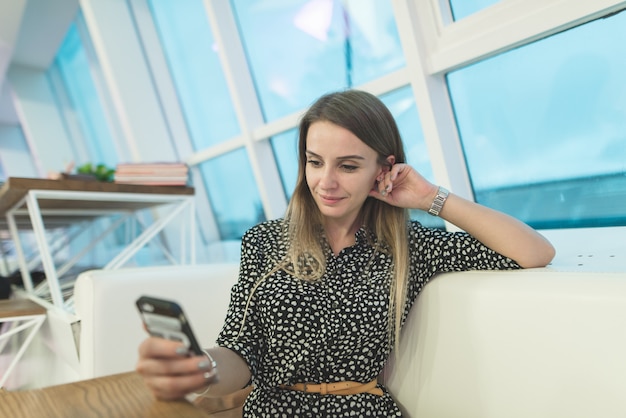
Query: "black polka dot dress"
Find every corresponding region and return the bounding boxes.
[216,219,520,417]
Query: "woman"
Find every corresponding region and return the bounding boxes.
[136,90,555,417]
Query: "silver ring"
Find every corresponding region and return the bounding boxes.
[202,349,218,370]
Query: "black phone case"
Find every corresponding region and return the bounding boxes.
[136,295,203,355]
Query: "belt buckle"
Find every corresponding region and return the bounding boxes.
[303,382,308,393]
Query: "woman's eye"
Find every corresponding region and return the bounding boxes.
[341,164,358,172]
[307,159,322,167]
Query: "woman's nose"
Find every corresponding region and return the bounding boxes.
[319,167,337,189]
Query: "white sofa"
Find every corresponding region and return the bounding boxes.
[73,265,626,417]
[73,264,239,379]
[385,269,626,418]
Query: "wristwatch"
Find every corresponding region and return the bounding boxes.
[428,186,449,216]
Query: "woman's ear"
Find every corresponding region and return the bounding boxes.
[376,155,396,182]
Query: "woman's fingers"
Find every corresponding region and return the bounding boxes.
[138,336,183,358]
[139,357,218,400]
[144,373,207,400]
[377,163,406,196]
[370,163,436,210]
[137,337,219,400]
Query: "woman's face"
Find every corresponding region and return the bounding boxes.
[305,120,384,227]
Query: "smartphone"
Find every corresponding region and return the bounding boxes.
[136,295,203,356]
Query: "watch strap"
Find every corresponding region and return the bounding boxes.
[428,186,449,216]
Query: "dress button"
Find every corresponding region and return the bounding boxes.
[332,301,339,309]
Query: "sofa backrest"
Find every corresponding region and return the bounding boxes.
[74,264,239,379]
[74,264,626,417]
[384,269,626,418]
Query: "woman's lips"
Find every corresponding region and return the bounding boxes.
[319,194,342,204]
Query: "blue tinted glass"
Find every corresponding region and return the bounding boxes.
[270,128,299,200]
[380,87,443,228]
[231,0,405,121]
[449,0,502,21]
[199,148,265,239]
[149,0,240,149]
[448,12,626,228]
[53,22,118,167]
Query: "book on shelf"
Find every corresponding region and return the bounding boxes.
[115,162,188,174]
[114,180,188,186]
[114,162,189,186]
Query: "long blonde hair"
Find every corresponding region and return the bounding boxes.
[283,90,410,347]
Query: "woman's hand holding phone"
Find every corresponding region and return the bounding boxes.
[135,296,218,401]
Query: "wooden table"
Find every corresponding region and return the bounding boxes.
[0,299,47,318]
[0,177,196,310]
[0,177,194,217]
[0,372,210,418]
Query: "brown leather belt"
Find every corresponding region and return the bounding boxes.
[279,379,383,396]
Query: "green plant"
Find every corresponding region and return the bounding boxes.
[77,163,115,182]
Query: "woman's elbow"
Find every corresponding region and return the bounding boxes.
[518,240,556,269]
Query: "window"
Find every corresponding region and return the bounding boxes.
[271,128,299,199]
[148,0,240,150]
[231,0,405,121]
[448,10,626,228]
[449,0,502,21]
[50,20,118,168]
[148,0,410,238]
[39,0,626,252]
[199,149,264,240]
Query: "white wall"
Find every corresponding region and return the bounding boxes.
[8,65,73,177]
[0,124,37,178]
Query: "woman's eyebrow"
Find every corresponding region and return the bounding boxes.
[306,150,366,161]
[305,150,321,158]
[336,155,365,161]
